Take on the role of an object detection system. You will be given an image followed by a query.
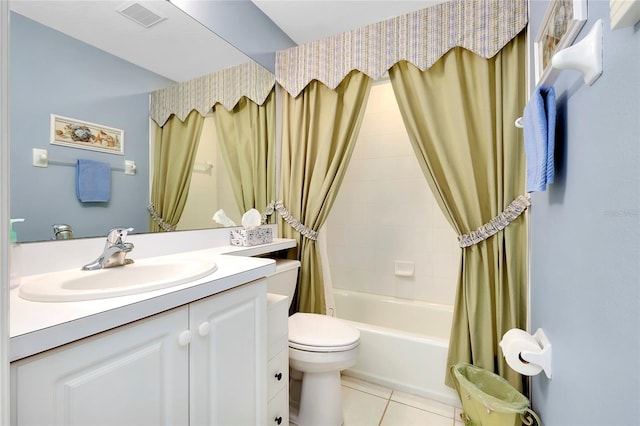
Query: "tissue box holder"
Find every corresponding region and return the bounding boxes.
[230,227,273,246]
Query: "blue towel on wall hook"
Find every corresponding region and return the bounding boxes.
[76,159,111,202]
[523,86,556,192]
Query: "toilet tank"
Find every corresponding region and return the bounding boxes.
[266,259,300,308]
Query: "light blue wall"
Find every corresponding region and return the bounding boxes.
[528,1,640,424]
[10,13,175,242]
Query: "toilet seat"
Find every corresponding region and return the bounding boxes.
[289,313,360,352]
[289,340,359,352]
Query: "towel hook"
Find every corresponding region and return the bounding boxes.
[514,117,524,128]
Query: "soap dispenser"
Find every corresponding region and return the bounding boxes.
[10,218,25,290]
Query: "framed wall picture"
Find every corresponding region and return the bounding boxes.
[534,0,587,85]
[51,114,124,155]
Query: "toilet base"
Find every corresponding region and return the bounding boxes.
[290,369,344,426]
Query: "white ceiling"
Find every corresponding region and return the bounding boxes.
[10,0,446,83]
[252,1,446,45]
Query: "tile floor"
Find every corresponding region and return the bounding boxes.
[340,375,464,426]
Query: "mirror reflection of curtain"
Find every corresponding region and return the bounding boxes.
[389,33,527,390]
[149,110,204,232]
[213,89,275,217]
[280,70,372,314]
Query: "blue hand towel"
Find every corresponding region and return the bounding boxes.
[76,159,111,202]
[544,88,556,186]
[523,87,556,192]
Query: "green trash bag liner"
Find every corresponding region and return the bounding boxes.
[450,363,542,426]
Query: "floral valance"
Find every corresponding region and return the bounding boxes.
[275,0,527,97]
[150,61,276,126]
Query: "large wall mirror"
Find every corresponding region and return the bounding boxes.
[9,0,443,243]
[9,0,279,243]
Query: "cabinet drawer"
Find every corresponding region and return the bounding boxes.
[267,349,288,400]
[267,386,289,426]
[268,333,288,361]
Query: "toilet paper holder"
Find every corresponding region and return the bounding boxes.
[518,329,552,379]
[500,328,552,379]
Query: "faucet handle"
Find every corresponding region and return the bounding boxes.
[106,227,134,245]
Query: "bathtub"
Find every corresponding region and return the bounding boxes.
[332,288,459,406]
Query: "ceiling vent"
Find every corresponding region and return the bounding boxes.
[117,3,166,28]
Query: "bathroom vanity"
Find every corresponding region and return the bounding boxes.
[9,228,294,426]
[12,281,265,425]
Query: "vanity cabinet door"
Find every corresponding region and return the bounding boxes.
[11,307,190,426]
[189,279,267,426]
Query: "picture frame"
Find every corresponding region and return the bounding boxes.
[51,114,124,155]
[534,0,587,85]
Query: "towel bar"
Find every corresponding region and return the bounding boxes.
[516,19,603,129]
[32,148,135,175]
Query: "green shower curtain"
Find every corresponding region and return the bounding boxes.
[280,70,372,314]
[213,90,276,217]
[389,33,527,390]
[149,110,204,232]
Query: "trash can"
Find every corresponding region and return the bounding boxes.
[450,363,542,426]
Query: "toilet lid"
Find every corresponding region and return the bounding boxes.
[288,313,360,351]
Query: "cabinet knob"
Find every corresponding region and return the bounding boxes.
[178,330,192,346]
[274,372,283,381]
[274,416,283,425]
[198,322,211,337]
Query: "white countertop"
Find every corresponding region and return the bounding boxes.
[10,237,296,362]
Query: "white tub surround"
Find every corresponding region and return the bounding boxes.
[10,226,295,361]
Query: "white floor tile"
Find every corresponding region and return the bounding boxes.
[341,375,393,399]
[342,385,389,426]
[380,401,453,426]
[390,390,455,419]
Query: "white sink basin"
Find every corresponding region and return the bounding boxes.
[19,253,218,302]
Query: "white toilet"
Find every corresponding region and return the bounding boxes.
[267,259,360,426]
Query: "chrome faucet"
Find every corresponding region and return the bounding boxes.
[82,227,135,271]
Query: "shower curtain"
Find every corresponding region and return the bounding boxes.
[149,110,204,232]
[279,70,372,314]
[389,32,528,390]
[213,90,276,217]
